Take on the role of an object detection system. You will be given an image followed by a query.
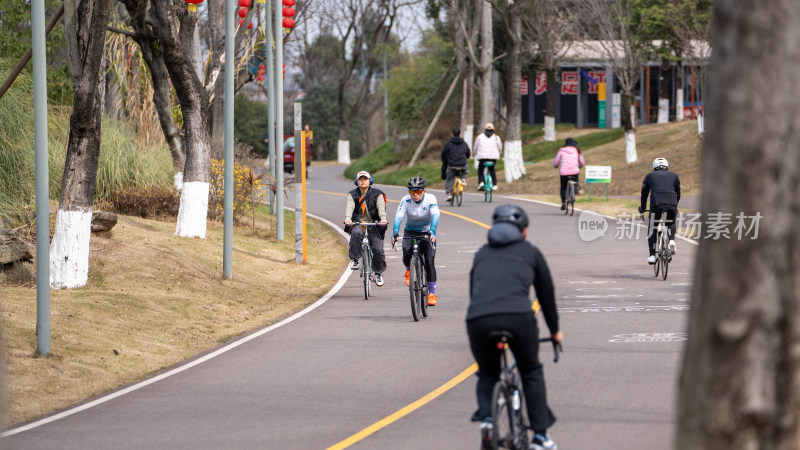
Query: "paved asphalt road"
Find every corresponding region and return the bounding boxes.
[2,165,694,449]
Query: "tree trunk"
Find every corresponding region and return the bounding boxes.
[152,0,211,238]
[50,0,111,289]
[621,93,637,163]
[120,0,186,191]
[337,85,351,164]
[503,4,524,182]
[478,0,493,130]
[207,0,225,161]
[544,67,557,141]
[676,61,684,121]
[677,2,800,448]
[658,57,671,124]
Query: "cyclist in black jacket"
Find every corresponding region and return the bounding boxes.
[467,204,563,450]
[441,128,471,202]
[638,157,681,265]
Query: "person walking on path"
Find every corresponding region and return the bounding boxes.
[473,123,502,191]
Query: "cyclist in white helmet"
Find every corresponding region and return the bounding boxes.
[638,158,681,264]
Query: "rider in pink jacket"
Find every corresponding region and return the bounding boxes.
[553,138,585,210]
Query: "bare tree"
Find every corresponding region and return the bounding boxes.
[449,0,481,150]
[575,0,650,163]
[523,0,574,142]
[500,0,525,182]
[666,0,713,133]
[677,1,800,448]
[312,0,405,164]
[50,0,111,288]
[150,0,212,238]
[119,0,186,190]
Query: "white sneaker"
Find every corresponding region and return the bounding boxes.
[350,259,360,270]
[461,178,467,187]
[531,433,557,450]
[446,195,453,202]
[647,255,656,265]
[479,421,492,449]
[477,182,484,190]
[375,274,384,286]
[669,240,677,254]
[492,185,498,191]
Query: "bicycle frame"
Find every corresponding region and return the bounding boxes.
[352,222,382,299]
[483,162,494,203]
[393,235,434,321]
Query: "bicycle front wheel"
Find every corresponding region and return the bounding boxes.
[362,247,371,300]
[456,191,462,206]
[491,382,514,449]
[653,254,660,277]
[409,257,421,322]
[420,259,428,318]
[661,236,670,280]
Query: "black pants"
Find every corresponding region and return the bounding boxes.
[647,206,677,256]
[478,159,497,186]
[467,313,556,433]
[348,226,386,274]
[559,174,579,203]
[401,230,436,282]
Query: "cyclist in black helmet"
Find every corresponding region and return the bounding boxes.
[391,177,441,306]
[467,204,562,450]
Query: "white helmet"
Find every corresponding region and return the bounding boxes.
[652,157,669,171]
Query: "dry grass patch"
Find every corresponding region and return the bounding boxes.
[1,210,346,425]
[498,121,702,197]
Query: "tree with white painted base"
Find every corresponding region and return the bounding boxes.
[501,0,525,182]
[51,0,111,289]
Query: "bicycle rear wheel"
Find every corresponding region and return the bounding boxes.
[448,192,455,206]
[456,191,462,206]
[653,255,660,277]
[409,257,421,322]
[491,382,514,449]
[661,235,670,280]
[362,247,371,300]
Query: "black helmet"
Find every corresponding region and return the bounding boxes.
[492,204,529,231]
[407,177,426,190]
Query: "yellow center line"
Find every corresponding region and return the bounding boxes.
[326,364,478,450]
[311,187,539,449]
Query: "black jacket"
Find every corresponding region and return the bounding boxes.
[441,137,471,168]
[641,170,681,209]
[467,223,559,334]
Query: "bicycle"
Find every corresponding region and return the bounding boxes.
[352,222,382,299]
[483,331,561,450]
[393,234,434,322]
[482,161,495,203]
[641,212,672,280]
[448,167,466,207]
[564,176,578,216]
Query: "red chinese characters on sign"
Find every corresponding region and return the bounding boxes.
[535,72,547,95]
[588,71,607,94]
[521,77,528,95]
[561,72,578,95]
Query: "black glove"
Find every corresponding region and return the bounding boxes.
[638,206,645,214]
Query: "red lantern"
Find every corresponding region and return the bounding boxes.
[282,0,295,5]
[184,0,203,12]
[238,18,253,29]
[282,7,295,17]
[238,7,248,18]
[257,74,264,82]
[238,0,250,6]
[282,17,295,29]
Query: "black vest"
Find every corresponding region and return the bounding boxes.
[346,187,387,238]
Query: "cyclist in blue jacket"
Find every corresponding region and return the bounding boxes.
[467,204,563,450]
[391,177,440,306]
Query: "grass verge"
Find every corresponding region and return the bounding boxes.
[1,207,346,425]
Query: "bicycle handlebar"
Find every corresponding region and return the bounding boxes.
[538,337,562,363]
[391,234,436,252]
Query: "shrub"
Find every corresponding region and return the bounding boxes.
[112,186,180,219]
[208,159,265,222]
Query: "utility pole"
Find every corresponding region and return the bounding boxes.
[265,0,276,214]
[32,0,50,356]
[222,0,235,279]
[275,0,284,240]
